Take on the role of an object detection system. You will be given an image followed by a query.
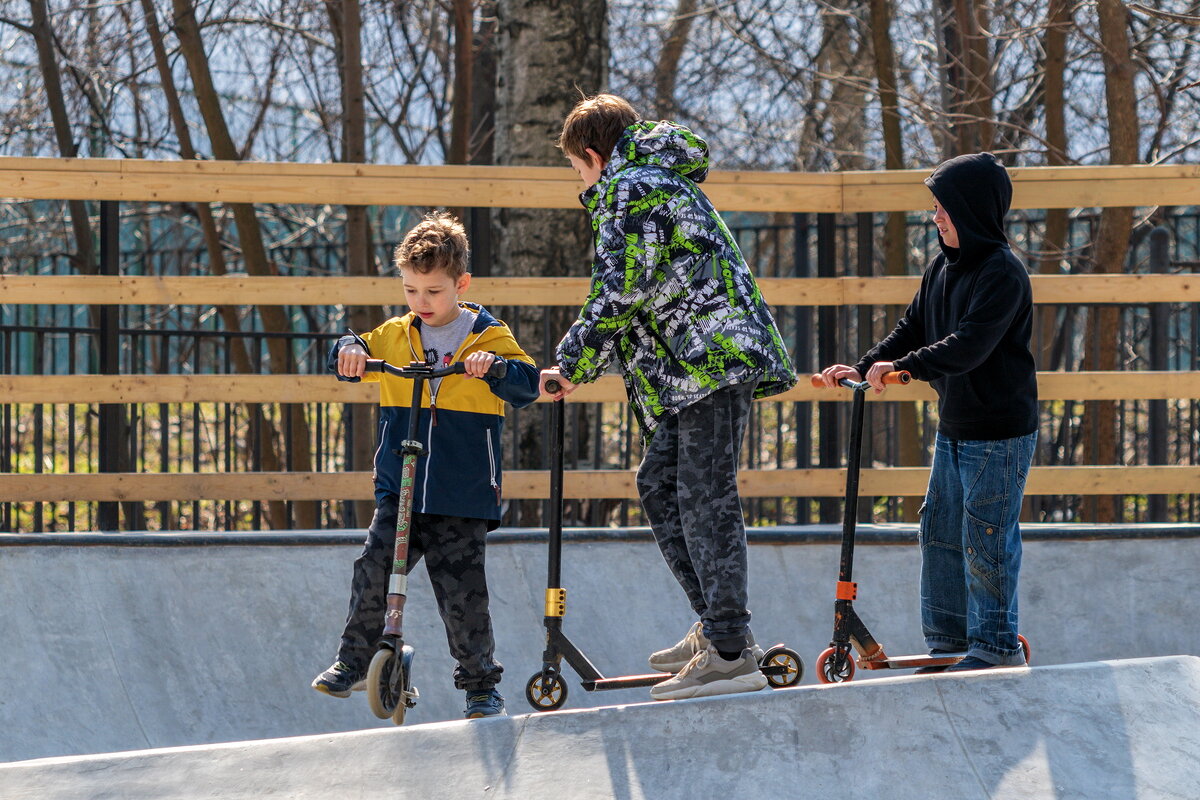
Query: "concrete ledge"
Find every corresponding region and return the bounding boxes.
[3,521,1200,547]
[3,657,1198,800]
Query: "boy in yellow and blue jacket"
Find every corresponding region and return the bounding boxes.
[312,212,539,718]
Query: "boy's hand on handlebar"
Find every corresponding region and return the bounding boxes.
[865,361,896,393]
[338,344,368,378]
[540,367,576,400]
[463,351,497,378]
[818,364,862,388]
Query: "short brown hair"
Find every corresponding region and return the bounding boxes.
[557,94,641,162]
[393,211,469,279]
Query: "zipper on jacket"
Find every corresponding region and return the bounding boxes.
[486,428,500,506]
[373,418,390,470]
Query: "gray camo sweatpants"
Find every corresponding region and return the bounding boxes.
[335,494,502,691]
[636,382,757,652]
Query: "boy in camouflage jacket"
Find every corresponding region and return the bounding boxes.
[543,94,796,700]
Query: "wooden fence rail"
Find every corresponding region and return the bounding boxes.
[2,274,1199,306]
[3,466,1198,502]
[3,371,1199,404]
[3,157,1200,212]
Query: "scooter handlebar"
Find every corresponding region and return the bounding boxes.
[809,370,911,388]
[544,378,562,394]
[364,358,508,380]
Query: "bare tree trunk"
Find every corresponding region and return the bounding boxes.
[327,0,381,529]
[29,0,147,528]
[936,0,993,154]
[1038,0,1072,371]
[27,1,93,274]
[172,0,319,528]
[141,0,294,528]
[654,0,698,118]
[868,0,922,520]
[494,0,606,522]
[1080,0,1138,523]
[449,0,475,165]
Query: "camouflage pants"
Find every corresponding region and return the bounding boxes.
[336,494,502,691]
[637,383,757,652]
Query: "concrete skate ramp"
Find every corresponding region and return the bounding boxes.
[2,526,1199,765]
[3,656,1199,800]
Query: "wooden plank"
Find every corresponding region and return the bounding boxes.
[840,164,1200,212]
[4,158,1200,212]
[3,274,1198,307]
[0,158,840,212]
[2,466,1196,502]
[4,371,1200,404]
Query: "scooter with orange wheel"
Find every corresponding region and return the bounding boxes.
[524,377,804,711]
[362,356,507,724]
[809,371,1030,683]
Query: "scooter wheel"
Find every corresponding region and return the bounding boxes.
[760,645,804,687]
[1018,634,1032,664]
[816,646,856,684]
[389,645,418,725]
[366,647,404,720]
[525,671,568,712]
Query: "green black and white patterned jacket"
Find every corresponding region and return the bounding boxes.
[556,120,797,438]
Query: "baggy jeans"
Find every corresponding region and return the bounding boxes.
[920,430,1037,666]
[336,494,502,691]
[636,383,757,652]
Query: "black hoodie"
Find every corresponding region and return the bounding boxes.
[854,153,1038,440]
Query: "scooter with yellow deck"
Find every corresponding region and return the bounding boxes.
[524,378,804,711]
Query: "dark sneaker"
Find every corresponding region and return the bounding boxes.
[464,688,506,718]
[913,649,960,675]
[944,655,1025,673]
[311,661,365,698]
[649,646,768,701]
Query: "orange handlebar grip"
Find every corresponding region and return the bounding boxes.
[809,374,824,388]
[884,370,911,385]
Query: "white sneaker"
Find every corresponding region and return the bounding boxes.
[649,646,768,701]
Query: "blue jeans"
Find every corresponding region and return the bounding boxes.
[919,431,1037,666]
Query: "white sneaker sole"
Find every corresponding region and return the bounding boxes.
[650,672,768,701]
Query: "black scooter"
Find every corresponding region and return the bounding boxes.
[524,378,804,711]
[362,356,508,724]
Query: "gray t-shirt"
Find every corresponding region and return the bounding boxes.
[420,306,477,389]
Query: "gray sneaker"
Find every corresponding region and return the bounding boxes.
[649,621,708,672]
[649,646,768,701]
[649,622,766,673]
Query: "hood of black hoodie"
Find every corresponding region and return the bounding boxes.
[924,152,1012,268]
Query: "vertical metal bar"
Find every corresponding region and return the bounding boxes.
[817,213,839,523]
[792,213,811,523]
[855,212,875,522]
[97,200,121,531]
[1148,226,1170,521]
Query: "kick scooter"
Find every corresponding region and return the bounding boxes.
[810,371,1029,683]
[362,356,507,724]
[524,378,804,711]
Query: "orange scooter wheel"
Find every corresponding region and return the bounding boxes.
[1018,634,1032,664]
[816,647,856,684]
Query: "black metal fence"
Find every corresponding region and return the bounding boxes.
[2,201,1198,531]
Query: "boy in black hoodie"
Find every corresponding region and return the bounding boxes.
[819,153,1038,671]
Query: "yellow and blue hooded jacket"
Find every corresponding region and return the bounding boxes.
[328,302,539,527]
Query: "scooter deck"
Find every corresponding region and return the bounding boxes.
[582,673,672,691]
[858,653,965,670]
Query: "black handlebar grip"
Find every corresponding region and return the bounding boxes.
[544,378,562,394]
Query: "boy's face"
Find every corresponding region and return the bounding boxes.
[931,199,960,248]
[567,148,605,188]
[400,266,470,327]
